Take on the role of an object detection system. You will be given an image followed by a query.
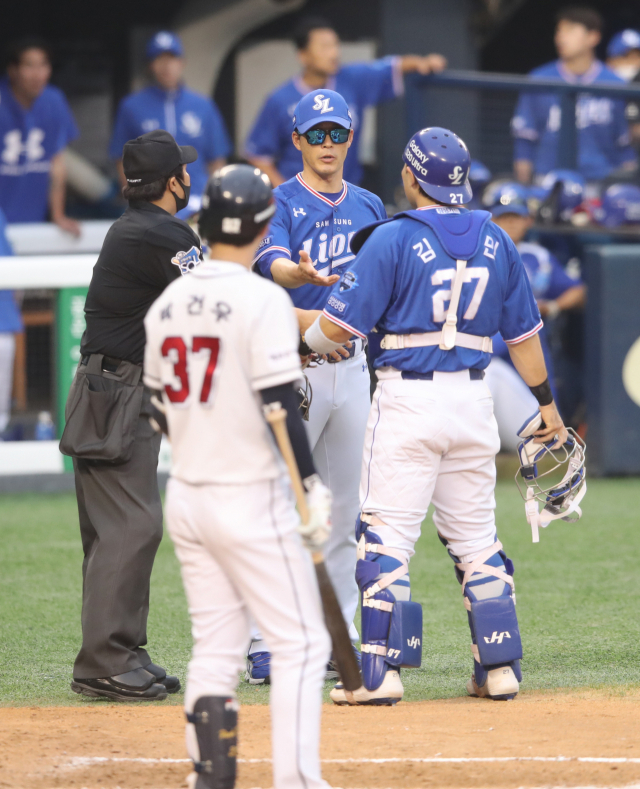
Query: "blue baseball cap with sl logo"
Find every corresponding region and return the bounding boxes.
[146,31,184,61]
[292,89,352,134]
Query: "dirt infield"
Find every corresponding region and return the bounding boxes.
[1,688,639,789]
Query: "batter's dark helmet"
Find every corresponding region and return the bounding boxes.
[402,127,472,205]
[198,164,275,246]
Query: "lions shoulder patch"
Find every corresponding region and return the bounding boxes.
[171,245,202,275]
[339,270,357,292]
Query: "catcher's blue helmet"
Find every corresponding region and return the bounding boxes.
[595,183,640,227]
[402,127,472,205]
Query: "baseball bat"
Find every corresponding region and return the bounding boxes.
[264,404,363,694]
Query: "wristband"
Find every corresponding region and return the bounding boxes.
[304,316,343,355]
[529,378,553,406]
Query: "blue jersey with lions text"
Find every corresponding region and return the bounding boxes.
[254,173,386,309]
[322,206,542,373]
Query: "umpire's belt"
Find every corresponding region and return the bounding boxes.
[326,337,367,363]
[80,353,139,374]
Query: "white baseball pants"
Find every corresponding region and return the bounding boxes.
[166,476,331,789]
[360,369,502,564]
[0,333,15,433]
[305,349,371,639]
[484,357,538,453]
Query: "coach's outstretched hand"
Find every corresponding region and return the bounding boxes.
[300,474,332,550]
[270,251,340,289]
[298,250,340,286]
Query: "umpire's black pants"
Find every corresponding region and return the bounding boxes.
[72,390,163,679]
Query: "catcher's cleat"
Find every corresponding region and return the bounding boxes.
[330,669,403,706]
[245,651,271,685]
[467,664,519,700]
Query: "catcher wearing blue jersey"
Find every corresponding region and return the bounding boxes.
[304,127,572,705]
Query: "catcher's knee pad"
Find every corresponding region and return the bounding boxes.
[442,536,523,674]
[356,514,423,692]
[186,696,238,789]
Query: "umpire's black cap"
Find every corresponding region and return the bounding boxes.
[123,129,197,185]
[198,164,275,246]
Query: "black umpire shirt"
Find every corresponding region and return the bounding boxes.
[81,201,202,364]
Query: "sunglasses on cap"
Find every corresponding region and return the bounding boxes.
[297,127,351,145]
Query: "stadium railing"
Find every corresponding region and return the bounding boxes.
[404,69,640,175]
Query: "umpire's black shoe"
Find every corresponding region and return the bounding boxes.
[144,662,181,693]
[71,667,168,701]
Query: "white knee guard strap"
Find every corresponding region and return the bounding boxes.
[358,513,409,602]
[455,540,515,599]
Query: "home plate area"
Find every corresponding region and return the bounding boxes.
[2,689,639,789]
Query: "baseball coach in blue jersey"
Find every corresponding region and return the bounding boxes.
[245,17,446,187]
[246,88,386,684]
[0,38,80,234]
[110,32,231,219]
[512,7,637,183]
[304,127,570,706]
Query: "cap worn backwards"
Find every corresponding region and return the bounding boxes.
[402,127,472,206]
[292,89,352,134]
[123,129,197,185]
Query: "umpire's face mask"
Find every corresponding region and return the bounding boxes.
[171,173,191,213]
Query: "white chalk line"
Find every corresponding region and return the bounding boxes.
[65,755,640,767]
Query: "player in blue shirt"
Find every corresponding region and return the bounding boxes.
[512,7,637,182]
[110,32,232,219]
[245,17,446,186]
[0,38,79,233]
[0,208,22,435]
[246,89,386,684]
[304,127,568,705]
[481,181,585,451]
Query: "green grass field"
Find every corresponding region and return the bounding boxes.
[1,478,638,707]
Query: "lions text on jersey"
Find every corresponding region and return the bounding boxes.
[254,173,386,310]
[0,77,78,222]
[245,59,403,185]
[511,60,637,179]
[110,85,231,217]
[323,206,542,372]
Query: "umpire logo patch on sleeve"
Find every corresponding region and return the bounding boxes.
[171,246,202,275]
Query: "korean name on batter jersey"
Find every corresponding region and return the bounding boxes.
[253,174,387,310]
[322,207,542,374]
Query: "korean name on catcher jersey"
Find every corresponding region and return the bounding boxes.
[323,206,542,373]
[253,174,386,310]
[144,260,302,485]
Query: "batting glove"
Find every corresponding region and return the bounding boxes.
[300,474,332,550]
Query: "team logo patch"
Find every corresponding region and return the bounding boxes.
[256,235,271,251]
[339,270,357,292]
[181,111,202,137]
[171,246,202,275]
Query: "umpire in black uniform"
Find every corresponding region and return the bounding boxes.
[60,130,203,701]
